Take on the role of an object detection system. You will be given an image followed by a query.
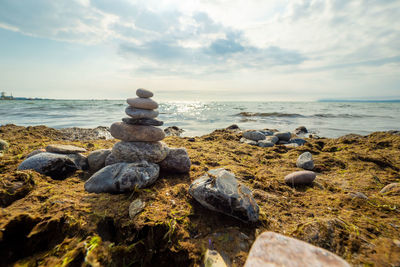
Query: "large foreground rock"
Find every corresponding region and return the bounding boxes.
[112,141,169,163]
[189,168,259,222]
[159,148,191,173]
[17,152,77,180]
[244,232,350,267]
[88,149,111,173]
[110,122,165,142]
[84,161,159,193]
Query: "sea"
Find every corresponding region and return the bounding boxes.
[1,100,399,138]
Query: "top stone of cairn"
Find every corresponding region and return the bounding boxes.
[136,88,153,98]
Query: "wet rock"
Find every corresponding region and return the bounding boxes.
[284,170,316,186]
[380,183,400,195]
[0,139,9,151]
[110,122,165,142]
[112,141,169,163]
[66,153,88,170]
[26,148,46,158]
[164,126,184,137]
[296,152,314,170]
[278,140,288,145]
[125,106,158,119]
[136,88,153,98]
[243,130,266,141]
[289,138,307,146]
[159,148,191,173]
[88,149,112,173]
[295,126,308,135]
[84,161,160,193]
[189,168,259,222]
[17,152,78,180]
[240,138,257,146]
[45,144,86,154]
[129,199,146,218]
[122,117,163,126]
[274,132,291,141]
[244,232,350,267]
[127,97,158,110]
[204,249,228,267]
[226,124,240,130]
[257,140,274,147]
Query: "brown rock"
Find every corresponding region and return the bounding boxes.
[284,170,316,186]
[127,97,158,110]
[136,88,153,98]
[110,122,165,142]
[46,144,86,154]
[244,232,350,267]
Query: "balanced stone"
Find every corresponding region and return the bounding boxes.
[88,149,111,173]
[112,141,169,163]
[274,132,291,141]
[125,106,158,119]
[296,152,314,170]
[46,144,86,154]
[284,170,316,186]
[127,97,158,110]
[189,168,259,222]
[122,117,163,126]
[243,130,266,141]
[159,148,191,173]
[204,249,228,267]
[110,122,165,142]
[244,232,350,267]
[84,161,159,193]
[18,152,77,180]
[136,88,153,98]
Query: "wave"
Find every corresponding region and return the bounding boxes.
[235,112,391,119]
[235,112,304,118]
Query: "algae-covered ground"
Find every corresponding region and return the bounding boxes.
[0,124,399,266]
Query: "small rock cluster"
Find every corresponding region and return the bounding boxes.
[240,128,307,148]
[85,89,191,194]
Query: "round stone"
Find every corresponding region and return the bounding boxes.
[46,144,86,154]
[284,170,316,186]
[159,147,191,173]
[110,122,165,142]
[125,106,158,119]
[112,141,169,163]
[127,97,158,110]
[88,149,112,173]
[243,130,266,141]
[296,152,314,170]
[136,88,154,98]
[274,132,291,141]
[257,140,274,147]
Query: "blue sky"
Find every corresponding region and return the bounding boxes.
[0,0,399,101]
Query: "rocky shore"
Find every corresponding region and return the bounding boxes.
[1,121,399,266]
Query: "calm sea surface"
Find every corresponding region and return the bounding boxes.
[1,100,399,138]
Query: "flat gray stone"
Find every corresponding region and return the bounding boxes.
[127,97,158,110]
[122,117,163,126]
[66,153,88,170]
[274,132,291,141]
[243,130,266,141]
[296,152,314,170]
[84,161,160,193]
[289,138,307,146]
[266,135,279,144]
[112,141,169,163]
[129,199,146,218]
[88,149,111,173]
[110,122,165,142]
[189,168,259,222]
[27,148,46,158]
[257,140,274,147]
[244,232,350,267]
[46,144,86,154]
[240,138,258,146]
[159,148,191,173]
[125,106,158,119]
[17,152,78,180]
[136,88,153,98]
[284,170,316,186]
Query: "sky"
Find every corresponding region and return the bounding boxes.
[0,0,399,101]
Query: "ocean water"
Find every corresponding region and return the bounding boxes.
[1,100,399,138]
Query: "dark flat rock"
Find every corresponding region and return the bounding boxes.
[122,117,163,126]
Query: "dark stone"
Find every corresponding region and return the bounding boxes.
[164,126,184,137]
[88,149,112,173]
[122,117,164,126]
[159,148,191,173]
[226,124,240,130]
[294,126,308,135]
[289,138,307,146]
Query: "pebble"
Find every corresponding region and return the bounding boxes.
[296,152,314,170]
[159,148,191,173]
[45,144,86,154]
[380,183,400,195]
[122,117,163,126]
[284,143,299,148]
[127,97,158,110]
[294,126,308,135]
[110,122,165,142]
[136,88,153,98]
[243,130,266,141]
[244,232,350,267]
[274,132,291,141]
[125,106,158,119]
[0,139,9,151]
[203,249,228,267]
[84,161,160,193]
[87,149,111,173]
[129,199,146,218]
[26,148,46,158]
[164,126,184,137]
[289,138,307,146]
[112,141,169,163]
[17,152,78,180]
[257,140,274,147]
[189,168,259,222]
[278,140,288,145]
[284,170,316,186]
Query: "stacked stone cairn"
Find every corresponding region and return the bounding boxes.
[84,88,191,194]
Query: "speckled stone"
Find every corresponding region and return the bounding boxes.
[112,141,169,163]
[296,152,314,170]
[243,130,266,141]
[136,88,153,98]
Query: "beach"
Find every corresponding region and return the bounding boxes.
[1,124,399,266]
